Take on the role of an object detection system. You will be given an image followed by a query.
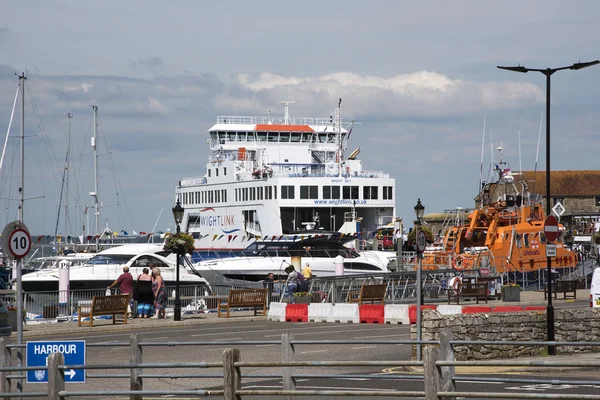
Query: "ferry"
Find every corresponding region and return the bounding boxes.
[421,147,577,274]
[176,100,396,259]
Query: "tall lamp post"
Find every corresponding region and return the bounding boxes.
[172,199,184,322]
[414,198,425,361]
[497,60,600,355]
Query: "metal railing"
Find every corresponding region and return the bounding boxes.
[1,329,600,399]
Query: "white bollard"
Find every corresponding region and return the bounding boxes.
[58,261,70,305]
[334,255,344,276]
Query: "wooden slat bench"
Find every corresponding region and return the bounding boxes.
[544,280,577,300]
[448,283,488,304]
[218,288,268,318]
[347,283,387,305]
[78,294,130,327]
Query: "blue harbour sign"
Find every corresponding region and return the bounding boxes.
[26,340,86,383]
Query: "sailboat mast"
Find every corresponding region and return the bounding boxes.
[92,106,99,252]
[65,113,72,236]
[19,73,25,222]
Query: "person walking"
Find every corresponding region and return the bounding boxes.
[134,268,155,318]
[107,266,133,317]
[151,267,167,319]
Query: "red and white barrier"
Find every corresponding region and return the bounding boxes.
[308,303,333,322]
[268,302,542,323]
[384,304,409,324]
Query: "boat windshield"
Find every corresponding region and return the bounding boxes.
[85,254,134,265]
[242,241,359,258]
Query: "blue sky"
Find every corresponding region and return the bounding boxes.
[1,1,599,236]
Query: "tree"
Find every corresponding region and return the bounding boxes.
[406,225,435,247]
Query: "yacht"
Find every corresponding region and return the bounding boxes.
[21,244,210,292]
[176,100,397,259]
[193,233,394,284]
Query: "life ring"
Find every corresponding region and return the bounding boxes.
[452,255,465,270]
[449,276,462,291]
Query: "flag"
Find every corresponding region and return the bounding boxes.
[140,231,146,235]
[121,230,129,236]
[347,125,353,139]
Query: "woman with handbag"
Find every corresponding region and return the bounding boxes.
[134,268,155,318]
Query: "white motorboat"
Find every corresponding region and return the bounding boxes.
[21,244,210,292]
[176,100,397,258]
[193,234,394,284]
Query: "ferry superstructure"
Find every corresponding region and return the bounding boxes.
[176,100,396,256]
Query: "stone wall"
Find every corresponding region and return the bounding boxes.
[416,308,600,360]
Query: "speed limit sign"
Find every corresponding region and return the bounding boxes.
[416,231,426,254]
[1,221,32,260]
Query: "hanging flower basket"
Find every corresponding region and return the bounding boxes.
[163,232,195,254]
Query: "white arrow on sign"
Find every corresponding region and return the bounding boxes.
[65,369,76,379]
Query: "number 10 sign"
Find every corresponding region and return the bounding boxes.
[1,221,32,260]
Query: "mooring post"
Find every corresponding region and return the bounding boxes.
[130,334,142,400]
[47,352,65,400]
[223,348,241,400]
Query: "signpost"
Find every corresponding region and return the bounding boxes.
[543,215,559,243]
[546,244,557,257]
[26,340,86,383]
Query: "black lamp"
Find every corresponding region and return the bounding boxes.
[414,198,425,222]
[172,199,184,321]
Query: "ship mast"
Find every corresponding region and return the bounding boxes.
[336,98,342,177]
[91,106,100,252]
[65,113,72,236]
[281,101,294,125]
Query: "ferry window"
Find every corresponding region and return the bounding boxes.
[257,132,267,142]
[523,233,530,248]
[383,186,393,200]
[235,189,238,202]
[216,168,219,177]
[323,186,331,199]
[363,186,378,200]
[216,190,220,203]
[332,186,340,199]
[343,186,351,199]
[281,185,295,199]
[302,133,311,142]
[595,196,600,207]
[244,188,248,201]
[300,186,318,199]
[247,132,256,141]
[258,187,263,200]
[274,186,277,199]
[251,187,256,201]
[291,133,301,142]
[223,190,227,203]
[280,132,290,142]
[351,186,359,199]
[224,167,227,176]
[218,132,226,144]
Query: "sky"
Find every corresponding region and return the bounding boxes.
[1,1,599,237]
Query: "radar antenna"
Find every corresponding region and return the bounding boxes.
[280,101,295,125]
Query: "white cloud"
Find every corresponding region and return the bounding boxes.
[236,71,545,118]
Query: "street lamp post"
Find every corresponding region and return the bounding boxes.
[498,60,599,355]
[172,199,185,322]
[414,198,425,361]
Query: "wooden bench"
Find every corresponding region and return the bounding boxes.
[347,283,387,304]
[448,283,488,304]
[78,294,130,327]
[218,288,268,318]
[544,280,577,300]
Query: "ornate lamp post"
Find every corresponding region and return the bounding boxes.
[497,60,599,355]
[414,198,424,360]
[172,199,184,321]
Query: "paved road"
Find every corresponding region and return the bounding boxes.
[14,319,600,399]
